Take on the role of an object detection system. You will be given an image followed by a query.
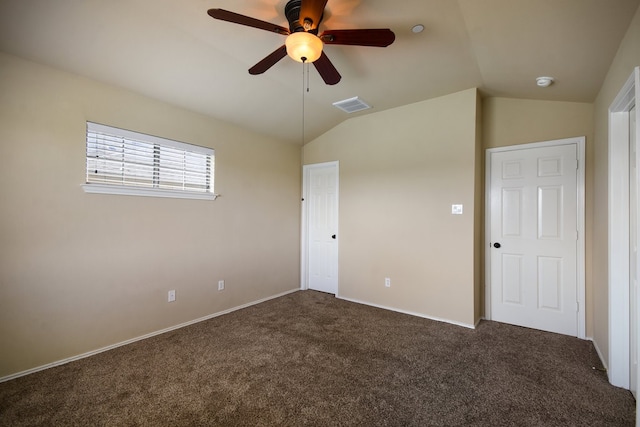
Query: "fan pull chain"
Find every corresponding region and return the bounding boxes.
[300,60,313,144]
[301,59,306,145]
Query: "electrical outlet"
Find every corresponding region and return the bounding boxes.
[218,280,225,291]
[385,277,391,288]
[168,290,176,302]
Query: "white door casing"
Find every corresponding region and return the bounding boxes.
[629,104,637,399]
[301,162,339,294]
[608,67,639,390]
[485,137,586,338]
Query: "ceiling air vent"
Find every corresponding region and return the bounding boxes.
[332,96,371,114]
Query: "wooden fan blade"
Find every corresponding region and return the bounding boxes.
[313,52,341,85]
[207,9,290,36]
[249,45,288,75]
[320,29,395,47]
[299,0,327,30]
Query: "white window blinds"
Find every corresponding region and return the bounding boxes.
[84,122,216,200]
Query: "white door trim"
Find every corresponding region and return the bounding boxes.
[484,137,586,339]
[301,161,339,291]
[608,67,639,389]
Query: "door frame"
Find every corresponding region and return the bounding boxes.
[484,137,586,339]
[608,67,639,389]
[300,161,339,291]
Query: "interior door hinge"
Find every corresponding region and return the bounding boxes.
[576,301,579,312]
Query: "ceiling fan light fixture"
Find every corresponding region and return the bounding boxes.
[285,31,323,63]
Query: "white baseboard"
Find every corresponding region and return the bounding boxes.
[0,288,300,384]
[335,294,477,329]
[588,336,609,372]
[475,317,484,328]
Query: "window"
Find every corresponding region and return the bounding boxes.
[82,122,216,200]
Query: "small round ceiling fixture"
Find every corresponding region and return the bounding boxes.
[411,24,425,34]
[536,76,554,87]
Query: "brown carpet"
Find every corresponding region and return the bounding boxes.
[0,290,635,426]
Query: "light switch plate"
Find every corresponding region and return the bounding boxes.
[452,204,463,215]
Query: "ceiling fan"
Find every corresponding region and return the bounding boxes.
[207,0,395,85]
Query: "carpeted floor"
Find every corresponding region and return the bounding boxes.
[0,290,635,426]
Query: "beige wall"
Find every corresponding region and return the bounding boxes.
[0,52,301,378]
[303,89,480,327]
[482,97,594,335]
[592,5,640,367]
[483,98,594,149]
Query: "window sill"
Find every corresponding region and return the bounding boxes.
[82,184,219,201]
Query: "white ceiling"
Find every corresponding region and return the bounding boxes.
[1,0,638,144]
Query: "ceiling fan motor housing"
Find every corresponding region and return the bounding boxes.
[285,0,322,33]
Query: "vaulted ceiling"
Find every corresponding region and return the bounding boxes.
[1,0,638,144]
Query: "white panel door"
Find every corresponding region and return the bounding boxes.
[489,143,578,336]
[304,163,338,294]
